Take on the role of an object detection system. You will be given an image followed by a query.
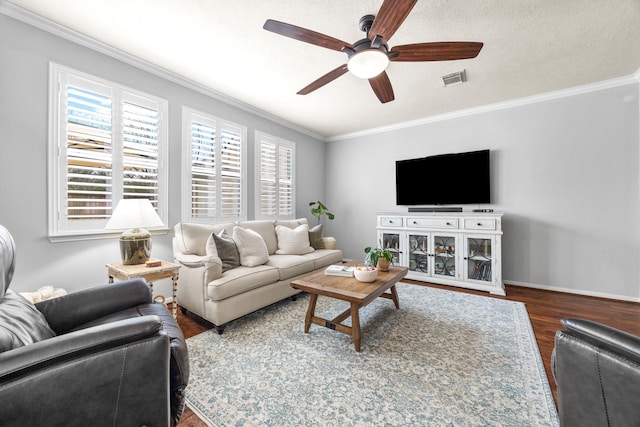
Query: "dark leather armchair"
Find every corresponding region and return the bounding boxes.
[552,317,640,427]
[0,225,189,426]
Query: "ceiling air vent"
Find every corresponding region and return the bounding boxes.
[442,70,466,87]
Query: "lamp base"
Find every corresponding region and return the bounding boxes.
[119,228,152,265]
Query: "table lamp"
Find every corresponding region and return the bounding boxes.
[105,199,164,265]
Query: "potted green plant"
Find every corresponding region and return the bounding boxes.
[364,242,393,271]
[308,201,335,225]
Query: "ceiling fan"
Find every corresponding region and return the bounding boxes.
[263,0,483,103]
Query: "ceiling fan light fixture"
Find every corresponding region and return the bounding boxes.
[347,49,389,79]
[264,4,484,102]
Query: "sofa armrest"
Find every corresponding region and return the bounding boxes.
[174,251,215,267]
[0,316,170,426]
[560,317,640,363]
[0,316,163,375]
[175,251,223,282]
[315,236,337,250]
[553,318,640,427]
[34,278,152,334]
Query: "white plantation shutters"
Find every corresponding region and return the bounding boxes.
[190,120,216,218]
[122,101,160,202]
[219,128,243,217]
[50,64,167,238]
[65,85,113,221]
[183,108,246,222]
[277,143,294,215]
[256,132,295,219]
[259,138,277,216]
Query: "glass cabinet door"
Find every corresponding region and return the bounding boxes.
[380,231,402,265]
[433,234,457,279]
[465,236,493,282]
[408,233,430,275]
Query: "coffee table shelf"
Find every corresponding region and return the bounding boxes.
[291,263,408,352]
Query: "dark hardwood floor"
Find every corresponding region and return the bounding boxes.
[173,281,640,426]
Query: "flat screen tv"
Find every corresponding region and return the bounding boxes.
[396,149,491,206]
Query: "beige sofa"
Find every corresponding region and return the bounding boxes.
[172,218,342,333]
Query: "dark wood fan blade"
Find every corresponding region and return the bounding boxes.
[369,0,418,44]
[369,71,395,103]
[390,42,484,62]
[264,19,353,52]
[297,64,349,95]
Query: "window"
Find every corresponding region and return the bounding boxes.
[48,64,168,240]
[182,107,246,222]
[255,132,295,220]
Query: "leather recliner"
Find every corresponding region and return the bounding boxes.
[552,317,640,427]
[0,225,189,426]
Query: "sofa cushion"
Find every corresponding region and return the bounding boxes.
[174,222,234,256]
[267,255,316,281]
[308,224,323,249]
[212,230,240,272]
[206,265,280,301]
[235,220,278,255]
[275,224,314,255]
[232,226,269,267]
[0,290,56,352]
[300,249,344,270]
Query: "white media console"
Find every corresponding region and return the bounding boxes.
[377,212,505,295]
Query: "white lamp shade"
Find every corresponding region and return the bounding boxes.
[347,49,390,79]
[105,199,163,230]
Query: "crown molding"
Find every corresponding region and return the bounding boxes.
[328,70,640,142]
[3,1,638,144]
[0,1,325,142]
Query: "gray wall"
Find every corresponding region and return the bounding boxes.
[326,82,640,301]
[2,11,639,302]
[0,13,326,297]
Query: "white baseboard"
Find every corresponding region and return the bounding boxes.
[506,280,640,303]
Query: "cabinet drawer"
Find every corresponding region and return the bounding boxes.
[464,219,496,230]
[406,217,459,229]
[380,216,403,227]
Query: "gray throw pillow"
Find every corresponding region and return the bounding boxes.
[0,290,56,353]
[309,224,324,249]
[212,230,240,272]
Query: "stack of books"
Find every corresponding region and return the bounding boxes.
[324,264,355,277]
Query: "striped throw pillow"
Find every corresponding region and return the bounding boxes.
[232,226,269,267]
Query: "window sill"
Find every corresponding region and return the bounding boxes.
[48,228,170,243]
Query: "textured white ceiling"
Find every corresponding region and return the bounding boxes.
[5,0,640,138]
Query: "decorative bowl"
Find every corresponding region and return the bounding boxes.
[354,266,377,282]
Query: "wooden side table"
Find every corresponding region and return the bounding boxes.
[106,260,180,319]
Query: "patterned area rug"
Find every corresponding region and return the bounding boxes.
[185,283,559,426]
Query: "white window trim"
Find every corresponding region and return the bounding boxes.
[48,63,169,242]
[181,106,247,223]
[254,131,296,221]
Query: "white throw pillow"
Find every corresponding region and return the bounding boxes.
[232,226,269,267]
[205,233,219,258]
[275,224,314,255]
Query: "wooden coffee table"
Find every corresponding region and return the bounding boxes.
[290,263,408,352]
